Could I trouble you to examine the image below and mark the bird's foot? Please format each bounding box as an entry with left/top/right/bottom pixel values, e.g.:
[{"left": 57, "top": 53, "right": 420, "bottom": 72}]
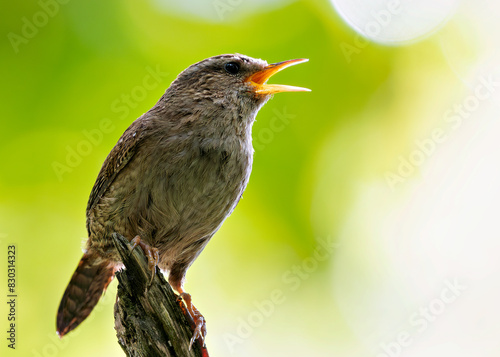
[
  {"left": 177, "top": 291, "right": 207, "bottom": 349},
  {"left": 130, "top": 235, "right": 159, "bottom": 286}
]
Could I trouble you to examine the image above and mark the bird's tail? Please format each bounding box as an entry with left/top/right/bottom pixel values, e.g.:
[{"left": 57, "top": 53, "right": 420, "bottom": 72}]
[{"left": 56, "top": 253, "right": 117, "bottom": 337}]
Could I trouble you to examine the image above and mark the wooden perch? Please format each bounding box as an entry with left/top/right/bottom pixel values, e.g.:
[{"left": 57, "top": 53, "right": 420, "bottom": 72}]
[{"left": 112, "top": 233, "right": 209, "bottom": 357}]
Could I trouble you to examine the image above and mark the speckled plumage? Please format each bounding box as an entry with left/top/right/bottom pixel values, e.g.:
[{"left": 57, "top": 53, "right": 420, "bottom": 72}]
[{"left": 57, "top": 54, "right": 308, "bottom": 338}]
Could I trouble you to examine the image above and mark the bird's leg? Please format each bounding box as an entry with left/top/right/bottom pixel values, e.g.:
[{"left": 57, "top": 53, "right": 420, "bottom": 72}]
[
  {"left": 130, "top": 235, "right": 159, "bottom": 286},
  {"left": 176, "top": 288, "right": 207, "bottom": 349}
]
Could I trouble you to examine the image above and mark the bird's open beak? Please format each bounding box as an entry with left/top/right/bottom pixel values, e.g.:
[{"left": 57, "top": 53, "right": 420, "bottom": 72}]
[{"left": 245, "top": 58, "right": 310, "bottom": 95}]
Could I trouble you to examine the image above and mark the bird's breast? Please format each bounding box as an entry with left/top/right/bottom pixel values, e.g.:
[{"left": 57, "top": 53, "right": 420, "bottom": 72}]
[
  {"left": 128, "top": 134, "right": 253, "bottom": 244},
  {"left": 168, "top": 138, "right": 252, "bottom": 217}
]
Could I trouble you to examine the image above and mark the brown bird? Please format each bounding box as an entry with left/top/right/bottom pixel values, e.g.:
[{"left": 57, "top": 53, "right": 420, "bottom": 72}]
[{"left": 56, "top": 54, "right": 309, "bottom": 345}]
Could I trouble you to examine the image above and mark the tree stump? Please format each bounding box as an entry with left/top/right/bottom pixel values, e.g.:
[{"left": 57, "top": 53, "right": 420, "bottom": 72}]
[{"left": 112, "top": 233, "right": 209, "bottom": 357}]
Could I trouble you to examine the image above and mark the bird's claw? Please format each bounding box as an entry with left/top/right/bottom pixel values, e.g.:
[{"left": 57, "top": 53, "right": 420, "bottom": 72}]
[
  {"left": 130, "top": 235, "right": 159, "bottom": 286},
  {"left": 177, "top": 292, "right": 207, "bottom": 349},
  {"left": 189, "top": 315, "right": 206, "bottom": 349}
]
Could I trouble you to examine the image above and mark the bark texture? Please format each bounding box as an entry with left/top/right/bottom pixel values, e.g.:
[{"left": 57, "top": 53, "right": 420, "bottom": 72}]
[{"left": 112, "top": 233, "right": 209, "bottom": 357}]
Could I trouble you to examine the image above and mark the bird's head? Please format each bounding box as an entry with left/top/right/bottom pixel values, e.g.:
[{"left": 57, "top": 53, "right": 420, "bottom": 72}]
[{"left": 163, "top": 54, "right": 309, "bottom": 123}]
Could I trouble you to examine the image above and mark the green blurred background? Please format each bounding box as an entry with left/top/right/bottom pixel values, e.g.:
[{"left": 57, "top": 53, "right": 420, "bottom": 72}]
[{"left": 2, "top": 0, "right": 500, "bottom": 356}]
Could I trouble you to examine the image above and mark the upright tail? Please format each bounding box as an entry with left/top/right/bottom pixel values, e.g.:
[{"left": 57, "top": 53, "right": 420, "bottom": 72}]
[{"left": 56, "top": 253, "right": 117, "bottom": 337}]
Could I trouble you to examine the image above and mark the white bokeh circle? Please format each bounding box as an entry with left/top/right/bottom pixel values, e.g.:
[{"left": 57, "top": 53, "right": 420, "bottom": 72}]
[{"left": 331, "top": 0, "right": 459, "bottom": 45}]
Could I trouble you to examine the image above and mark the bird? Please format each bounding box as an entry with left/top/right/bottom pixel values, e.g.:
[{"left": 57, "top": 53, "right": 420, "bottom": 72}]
[{"left": 56, "top": 53, "right": 309, "bottom": 346}]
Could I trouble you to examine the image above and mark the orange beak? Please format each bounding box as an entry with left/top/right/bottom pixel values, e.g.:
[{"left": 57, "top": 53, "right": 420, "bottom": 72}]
[{"left": 245, "top": 58, "right": 310, "bottom": 95}]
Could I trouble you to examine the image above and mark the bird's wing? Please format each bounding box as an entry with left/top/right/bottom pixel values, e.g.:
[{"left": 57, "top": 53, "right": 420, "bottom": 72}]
[{"left": 86, "top": 118, "right": 148, "bottom": 214}]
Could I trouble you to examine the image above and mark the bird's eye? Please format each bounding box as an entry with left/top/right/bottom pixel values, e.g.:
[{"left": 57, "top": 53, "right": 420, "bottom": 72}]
[{"left": 224, "top": 62, "right": 240, "bottom": 75}]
